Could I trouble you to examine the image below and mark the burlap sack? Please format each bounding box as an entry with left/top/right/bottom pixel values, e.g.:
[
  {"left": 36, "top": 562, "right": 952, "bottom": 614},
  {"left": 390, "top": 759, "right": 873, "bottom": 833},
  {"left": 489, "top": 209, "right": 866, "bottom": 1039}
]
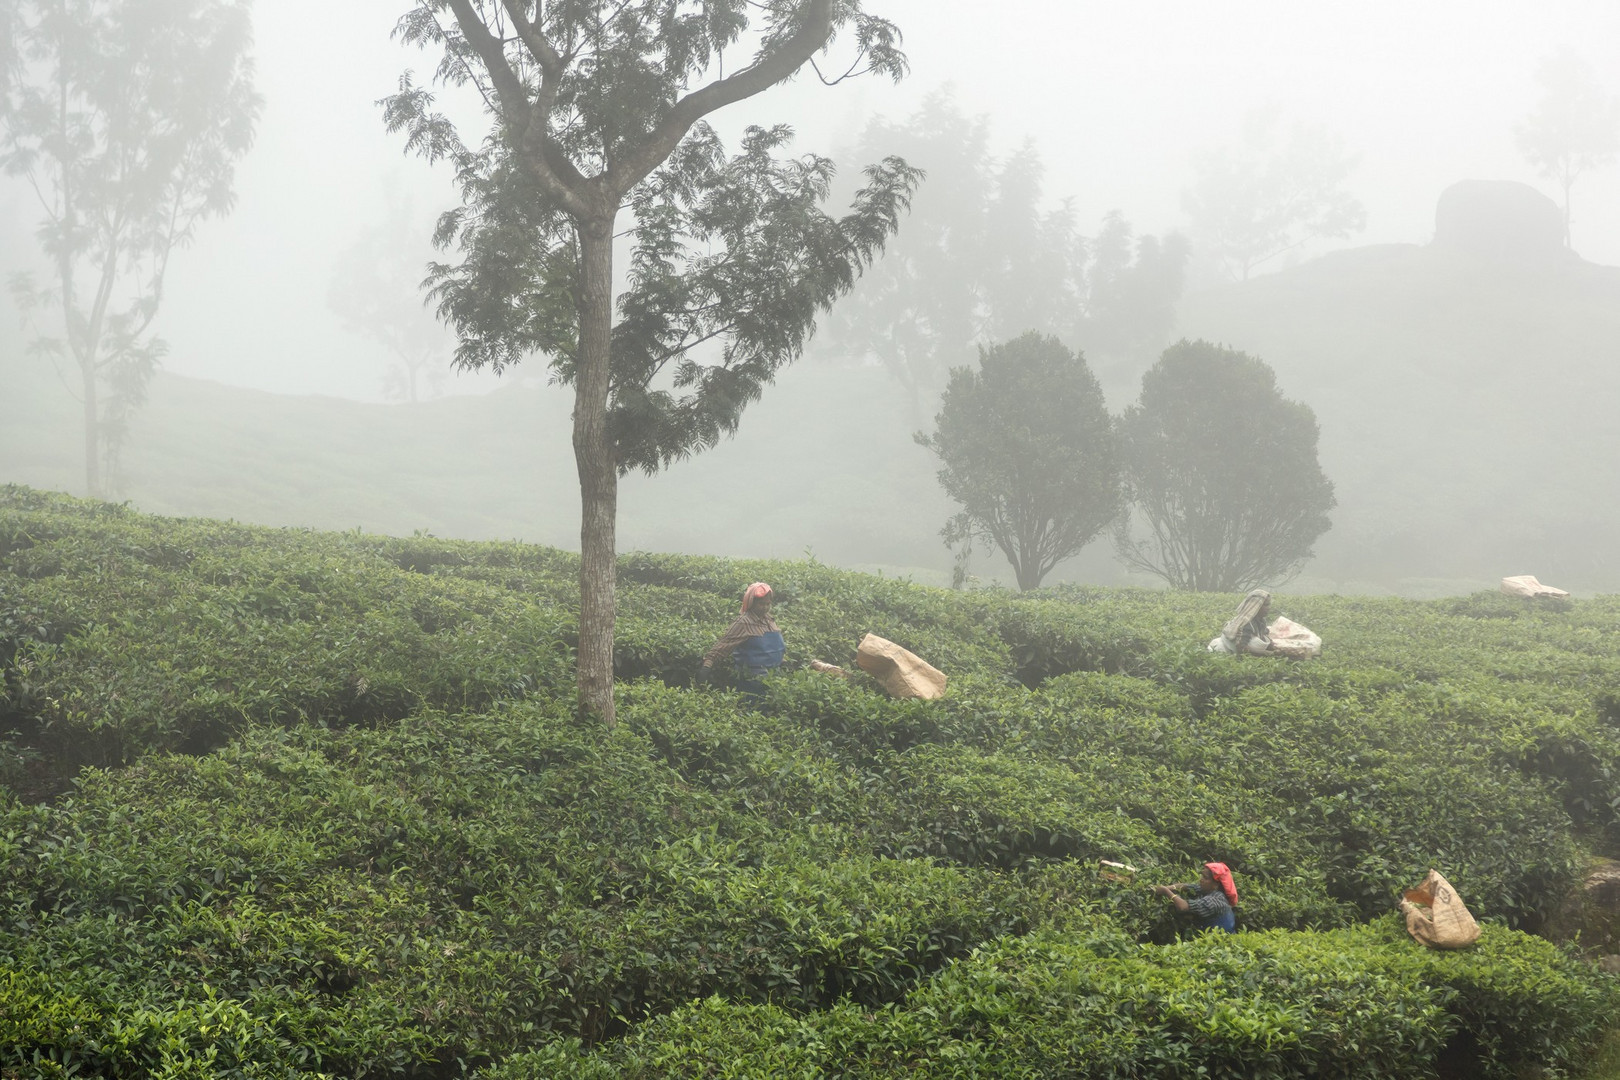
[
  {"left": 1501, "top": 575, "right": 1570, "bottom": 599},
  {"left": 1399, "top": 869, "right": 1481, "bottom": 949},
  {"left": 855, "top": 634, "right": 947, "bottom": 700},
  {"left": 1267, "top": 616, "right": 1323, "bottom": 659}
]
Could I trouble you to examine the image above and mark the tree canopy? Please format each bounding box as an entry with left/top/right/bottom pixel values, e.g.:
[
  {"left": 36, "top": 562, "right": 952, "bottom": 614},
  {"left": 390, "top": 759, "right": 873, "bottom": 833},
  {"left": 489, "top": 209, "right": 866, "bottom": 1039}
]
[
  {"left": 917, "top": 332, "right": 1121, "bottom": 591},
  {"left": 823, "top": 92, "right": 1187, "bottom": 412},
  {"left": 0, "top": 0, "right": 260, "bottom": 497},
  {"left": 384, "top": 0, "right": 917, "bottom": 726},
  {"left": 1115, "top": 339, "right": 1335, "bottom": 591}
]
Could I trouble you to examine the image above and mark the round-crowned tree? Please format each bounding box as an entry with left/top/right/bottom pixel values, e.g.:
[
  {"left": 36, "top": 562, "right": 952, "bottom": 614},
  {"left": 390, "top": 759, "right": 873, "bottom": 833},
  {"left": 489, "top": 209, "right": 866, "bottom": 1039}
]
[
  {"left": 1115, "top": 339, "right": 1335, "bottom": 591},
  {"left": 916, "top": 332, "right": 1121, "bottom": 591}
]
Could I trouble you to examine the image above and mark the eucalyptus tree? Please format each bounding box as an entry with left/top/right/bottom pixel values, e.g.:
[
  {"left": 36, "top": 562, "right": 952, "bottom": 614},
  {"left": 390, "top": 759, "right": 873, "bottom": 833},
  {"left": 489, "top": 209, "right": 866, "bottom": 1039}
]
[
  {"left": 384, "top": 1, "right": 917, "bottom": 727},
  {"left": 0, "top": 0, "right": 260, "bottom": 497},
  {"left": 1115, "top": 340, "right": 1335, "bottom": 591},
  {"left": 916, "top": 332, "right": 1121, "bottom": 592}
]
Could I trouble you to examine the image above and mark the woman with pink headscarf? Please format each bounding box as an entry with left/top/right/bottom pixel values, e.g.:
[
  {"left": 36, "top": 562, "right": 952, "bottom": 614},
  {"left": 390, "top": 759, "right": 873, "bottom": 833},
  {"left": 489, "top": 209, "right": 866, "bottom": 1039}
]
[
  {"left": 1155, "top": 862, "right": 1239, "bottom": 933},
  {"left": 698, "top": 582, "right": 785, "bottom": 701}
]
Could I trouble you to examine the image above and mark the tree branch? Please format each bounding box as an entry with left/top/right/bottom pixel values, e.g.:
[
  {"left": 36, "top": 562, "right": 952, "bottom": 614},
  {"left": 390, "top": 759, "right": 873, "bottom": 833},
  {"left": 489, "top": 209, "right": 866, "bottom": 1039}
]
[
  {"left": 607, "top": 0, "right": 834, "bottom": 197},
  {"left": 498, "top": 0, "right": 561, "bottom": 72},
  {"left": 443, "top": 0, "right": 597, "bottom": 219},
  {"left": 442, "top": 0, "right": 528, "bottom": 122}
]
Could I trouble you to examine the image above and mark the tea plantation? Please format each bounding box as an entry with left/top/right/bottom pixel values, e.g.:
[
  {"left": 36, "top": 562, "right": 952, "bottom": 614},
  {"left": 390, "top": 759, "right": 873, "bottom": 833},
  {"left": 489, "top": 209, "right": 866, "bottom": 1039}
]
[{"left": 0, "top": 485, "right": 1616, "bottom": 1078}]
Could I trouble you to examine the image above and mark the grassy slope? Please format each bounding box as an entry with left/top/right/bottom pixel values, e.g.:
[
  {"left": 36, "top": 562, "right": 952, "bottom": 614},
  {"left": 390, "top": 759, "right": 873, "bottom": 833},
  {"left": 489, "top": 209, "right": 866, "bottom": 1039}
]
[
  {"left": 0, "top": 488, "right": 1617, "bottom": 1077},
  {"left": 0, "top": 336, "right": 964, "bottom": 581}
]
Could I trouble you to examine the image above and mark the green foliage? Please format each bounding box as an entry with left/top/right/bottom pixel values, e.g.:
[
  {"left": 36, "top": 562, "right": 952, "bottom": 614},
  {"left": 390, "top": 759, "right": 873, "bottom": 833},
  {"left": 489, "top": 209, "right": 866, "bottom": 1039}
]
[
  {"left": 384, "top": 1, "right": 918, "bottom": 475},
  {"left": 487, "top": 922, "right": 1620, "bottom": 1079},
  {"left": 1117, "top": 339, "right": 1337, "bottom": 591},
  {"left": 918, "top": 332, "right": 1122, "bottom": 590},
  {"left": 0, "top": 486, "right": 1618, "bottom": 1075}
]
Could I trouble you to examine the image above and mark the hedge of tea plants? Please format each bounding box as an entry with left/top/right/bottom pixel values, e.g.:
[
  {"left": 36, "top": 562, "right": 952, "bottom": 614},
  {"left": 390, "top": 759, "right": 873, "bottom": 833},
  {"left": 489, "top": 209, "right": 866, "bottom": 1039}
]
[{"left": 0, "top": 485, "right": 1616, "bottom": 1078}]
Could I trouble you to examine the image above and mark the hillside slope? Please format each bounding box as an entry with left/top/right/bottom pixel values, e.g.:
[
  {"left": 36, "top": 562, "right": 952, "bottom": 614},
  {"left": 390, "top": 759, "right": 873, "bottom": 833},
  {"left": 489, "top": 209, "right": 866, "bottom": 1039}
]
[
  {"left": 6, "top": 239, "right": 1620, "bottom": 594},
  {"left": 0, "top": 488, "right": 1616, "bottom": 1076},
  {"left": 0, "top": 336, "right": 962, "bottom": 580},
  {"left": 1177, "top": 244, "right": 1620, "bottom": 591}
]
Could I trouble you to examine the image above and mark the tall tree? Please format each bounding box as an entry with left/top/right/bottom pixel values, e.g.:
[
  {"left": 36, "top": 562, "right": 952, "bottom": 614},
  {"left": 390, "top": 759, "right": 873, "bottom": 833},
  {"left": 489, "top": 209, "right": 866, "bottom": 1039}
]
[
  {"left": 0, "top": 0, "right": 260, "bottom": 497},
  {"left": 1516, "top": 46, "right": 1619, "bottom": 249},
  {"left": 385, "top": 1, "right": 916, "bottom": 727},
  {"left": 1182, "top": 110, "right": 1364, "bottom": 282},
  {"left": 820, "top": 91, "right": 991, "bottom": 415},
  {"left": 824, "top": 93, "right": 1186, "bottom": 415},
  {"left": 1083, "top": 211, "right": 1189, "bottom": 366},
  {"left": 916, "top": 332, "right": 1121, "bottom": 591},
  {"left": 1115, "top": 339, "right": 1334, "bottom": 591},
  {"left": 328, "top": 192, "right": 451, "bottom": 403}
]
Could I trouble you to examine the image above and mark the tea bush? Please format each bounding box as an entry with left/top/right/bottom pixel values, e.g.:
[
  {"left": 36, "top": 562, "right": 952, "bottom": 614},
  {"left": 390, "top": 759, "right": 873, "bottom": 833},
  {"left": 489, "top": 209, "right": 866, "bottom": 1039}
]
[
  {"left": 1, "top": 485, "right": 1618, "bottom": 1077},
  {"left": 484, "top": 921, "right": 1619, "bottom": 1079}
]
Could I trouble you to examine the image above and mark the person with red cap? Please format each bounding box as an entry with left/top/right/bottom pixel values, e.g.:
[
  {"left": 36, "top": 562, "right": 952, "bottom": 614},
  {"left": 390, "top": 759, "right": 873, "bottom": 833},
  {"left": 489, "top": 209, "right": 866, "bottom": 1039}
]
[
  {"left": 1155, "top": 862, "right": 1239, "bottom": 933},
  {"left": 698, "top": 582, "right": 785, "bottom": 701}
]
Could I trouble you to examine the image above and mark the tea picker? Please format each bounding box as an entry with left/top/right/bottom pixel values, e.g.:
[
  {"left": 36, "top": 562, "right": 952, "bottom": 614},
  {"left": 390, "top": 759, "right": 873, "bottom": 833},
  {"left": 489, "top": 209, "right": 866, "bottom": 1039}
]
[
  {"left": 698, "top": 582, "right": 785, "bottom": 702},
  {"left": 1207, "top": 589, "right": 1322, "bottom": 659},
  {"left": 1155, "top": 862, "right": 1240, "bottom": 933}
]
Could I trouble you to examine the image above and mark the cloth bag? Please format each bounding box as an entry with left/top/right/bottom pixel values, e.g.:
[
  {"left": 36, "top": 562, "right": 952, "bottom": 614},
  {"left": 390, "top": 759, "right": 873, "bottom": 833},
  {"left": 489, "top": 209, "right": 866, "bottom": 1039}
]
[
  {"left": 856, "top": 633, "right": 947, "bottom": 699},
  {"left": 1399, "top": 869, "right": 1481, "bottom": 949}
]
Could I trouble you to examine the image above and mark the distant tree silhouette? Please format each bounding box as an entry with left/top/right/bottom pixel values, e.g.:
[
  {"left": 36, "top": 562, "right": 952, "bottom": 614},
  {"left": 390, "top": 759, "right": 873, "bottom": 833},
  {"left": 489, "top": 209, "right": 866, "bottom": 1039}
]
[
  {"left": 1116, "top": 340, "right": 1334, "bottom": 591},
  {"left": 825, "top": 93, "right": 1187, "bottom": 417},
  {"left": 0, "top": 0, "right": 260, "bottom": 497},
  {"left": 328, "top": 193, "right": 451, "bottom": 404},
  {"left": 1516, "top": 47, "right": 1619, "bottom": 249},
  {"left": 917, "top": 332, "right": 1121, "bottom": 591},
  {"left": 1182, "top": 110, "right": 1364, "bottom": 282}
]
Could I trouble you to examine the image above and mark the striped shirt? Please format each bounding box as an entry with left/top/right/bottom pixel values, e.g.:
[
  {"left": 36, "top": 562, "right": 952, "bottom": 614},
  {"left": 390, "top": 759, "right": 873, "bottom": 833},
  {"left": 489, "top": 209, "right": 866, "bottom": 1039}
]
[
  {"left": 1185, "top": 889, "right": 1237, "bottom": 933},
  {"left": 703, "top": 610, "right": 783, "bottom": 668}
]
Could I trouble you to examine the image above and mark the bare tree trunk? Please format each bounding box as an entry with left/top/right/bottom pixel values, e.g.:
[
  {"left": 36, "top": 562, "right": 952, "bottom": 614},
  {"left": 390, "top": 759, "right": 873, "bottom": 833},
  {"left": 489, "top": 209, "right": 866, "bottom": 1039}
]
[
  {"left": 573, "top": 218, "right": 618, "bottom": 727},
  {"left": 81, "top": 361, "right": 101, "bottom": 498}
]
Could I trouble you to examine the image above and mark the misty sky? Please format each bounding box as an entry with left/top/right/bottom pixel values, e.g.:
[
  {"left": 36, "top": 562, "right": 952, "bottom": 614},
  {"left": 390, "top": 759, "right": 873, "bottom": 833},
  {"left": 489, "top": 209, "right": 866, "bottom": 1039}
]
[{"left": 9, "top": 0, "right": 1620, "bottom": 402}]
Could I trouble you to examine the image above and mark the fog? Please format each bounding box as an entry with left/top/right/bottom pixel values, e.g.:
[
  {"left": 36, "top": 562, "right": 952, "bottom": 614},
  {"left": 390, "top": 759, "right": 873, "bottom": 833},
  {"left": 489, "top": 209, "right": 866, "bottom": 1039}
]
[
  {"left": 108, "top": 0, "right": 1620, "bottom": 400},
  {"left": 5, "top": 0, "right": 1620, "bottom": 592}
]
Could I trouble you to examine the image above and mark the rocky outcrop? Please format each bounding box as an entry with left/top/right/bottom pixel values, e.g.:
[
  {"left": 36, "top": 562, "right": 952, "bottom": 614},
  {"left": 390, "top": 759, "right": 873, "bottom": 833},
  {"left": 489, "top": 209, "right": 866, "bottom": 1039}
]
[
  {"left": 1549, "top": 858, "right": 1620, "bottom": 961},
  {"left": 1432, "top": 179, "right": 1567, "bottom": 261}
]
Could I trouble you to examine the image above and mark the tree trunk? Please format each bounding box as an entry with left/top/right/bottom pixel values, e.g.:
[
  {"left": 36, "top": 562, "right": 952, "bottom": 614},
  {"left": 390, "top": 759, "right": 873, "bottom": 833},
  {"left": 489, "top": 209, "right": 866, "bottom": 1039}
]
[
  {"left": 573, "top": 217, "right": 618, "bottom": 727},
  {"left": 82, "top": 361, "right": 101, "bottom": 498}
]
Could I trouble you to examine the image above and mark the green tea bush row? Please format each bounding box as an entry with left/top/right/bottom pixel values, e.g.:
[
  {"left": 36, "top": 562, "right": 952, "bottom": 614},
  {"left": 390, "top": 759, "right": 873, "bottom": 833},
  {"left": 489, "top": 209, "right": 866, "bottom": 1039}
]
[{"left": 482, "top": 920, "right": 1620, "bottom": 1080}]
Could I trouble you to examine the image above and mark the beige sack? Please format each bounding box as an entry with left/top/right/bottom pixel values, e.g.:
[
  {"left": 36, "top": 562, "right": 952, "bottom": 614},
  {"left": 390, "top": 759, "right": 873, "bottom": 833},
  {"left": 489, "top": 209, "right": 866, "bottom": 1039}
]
[
  {"left": 855, "top": 633, "right": 947, "bottom": 700},
  {"left": 1501, "top": 575, "right": 1570, "bottom": 599},
  {"left": 1399, "top": 869, "right": 1481, "bottom": 949},
  {"left": 1267, "top": 616, "right": 1323, "bottom": 659}
]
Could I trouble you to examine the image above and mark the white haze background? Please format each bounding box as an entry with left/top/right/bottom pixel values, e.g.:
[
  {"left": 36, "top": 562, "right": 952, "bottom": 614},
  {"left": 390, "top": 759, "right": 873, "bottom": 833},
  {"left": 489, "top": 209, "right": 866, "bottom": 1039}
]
[{"left": 4, "top": 0, "right": 1619, "bottom": 402}]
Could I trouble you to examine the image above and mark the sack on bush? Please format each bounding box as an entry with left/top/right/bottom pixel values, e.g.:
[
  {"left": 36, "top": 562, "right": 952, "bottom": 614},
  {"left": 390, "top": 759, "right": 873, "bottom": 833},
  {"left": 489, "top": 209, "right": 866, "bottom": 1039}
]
[
  {"left": 856, "top": 634, "right": 947, "bottom": 699},
  {"left": 1399, "top": 869, "right": 1481, "bottom": 949}
]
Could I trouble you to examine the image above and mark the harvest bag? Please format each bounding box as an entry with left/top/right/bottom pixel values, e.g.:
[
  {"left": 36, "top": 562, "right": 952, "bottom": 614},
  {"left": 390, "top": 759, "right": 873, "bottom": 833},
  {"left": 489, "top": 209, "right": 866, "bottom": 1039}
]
[{"left": 1399, "top": 869, "right": 1481, "bottom": 949}]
